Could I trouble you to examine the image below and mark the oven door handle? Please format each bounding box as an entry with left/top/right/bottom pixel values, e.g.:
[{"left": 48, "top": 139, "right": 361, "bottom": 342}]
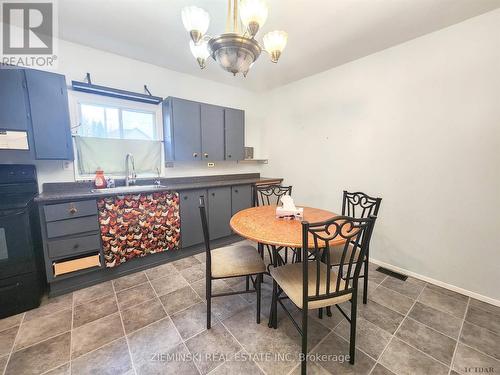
[{"left": 0, "top": 207, "right": 28, "bottom": 218}]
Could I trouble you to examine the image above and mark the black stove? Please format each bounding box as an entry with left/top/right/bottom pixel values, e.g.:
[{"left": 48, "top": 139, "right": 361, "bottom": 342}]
[
  {"left": 0, "top": 194, "right": 36, "bottom": 210},
  {"left": 0, "top": 165, "right": 44, "bottom": 318}
]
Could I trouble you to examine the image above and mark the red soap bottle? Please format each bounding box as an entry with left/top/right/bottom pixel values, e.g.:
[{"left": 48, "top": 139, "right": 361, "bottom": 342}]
[{"left": 94, "top": 169, "right": 107, "bottom": 189}]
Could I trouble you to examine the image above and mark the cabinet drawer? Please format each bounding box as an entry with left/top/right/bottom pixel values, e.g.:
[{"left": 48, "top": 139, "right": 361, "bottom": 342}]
[
  {"left": 47, "top": 234, "right": 101, "bottom": 259},
  {"left": 44, "top": 200, "right": 97, "bottom": 222},
  {"left": 46, "top": 215, "right": 99, "bottom": 239},
  {"left": 53, "top": 253, "right": 101, "bottom": 277}
]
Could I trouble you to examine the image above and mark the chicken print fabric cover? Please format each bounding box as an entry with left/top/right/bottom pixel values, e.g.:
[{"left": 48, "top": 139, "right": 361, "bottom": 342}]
[{"left": 98, "top": 191, "right": 180, "bottom": 268}]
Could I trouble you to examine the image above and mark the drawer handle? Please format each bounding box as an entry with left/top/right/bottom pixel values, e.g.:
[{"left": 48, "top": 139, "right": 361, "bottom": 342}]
[
  {"left": 193, "top": 152, "right": 198, "bottom": 158},
  {"left": 69, "top": 205, "right": 78, "bottom": 214},
  {"left": 234, "top": 189, "right": 238, "bottom": 193},
  {"left": 183, "top": 196, "right": 188, "bottom": 200},
  {"left": 73, "top": 244, "right": 79, "bottom": 249},
  {"left": 227, "top": 154, "right": 232, "bottom": 158},
  {"left": 204, "top": 153, "right": 208, "bottom": 158},
  {"left": 211, "top": 193, "right": 215, "bottom": 196},
  {"left": 0, "top": 282, "right": 20, "bottom": 292}
]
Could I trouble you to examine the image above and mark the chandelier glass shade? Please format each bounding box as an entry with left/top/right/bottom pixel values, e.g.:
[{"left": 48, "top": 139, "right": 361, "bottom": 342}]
[
  {"left": 181, "top": 0, "right": 287, "bottom": 76},
  {"left": 239, "top": 0, "right": 268, "bottom": 36},
  {"left": 189, "top": 40, "right": 210, "bottom": 69},
  {"left": 181, "top": 6, "right": 210, "bottom": 43}
]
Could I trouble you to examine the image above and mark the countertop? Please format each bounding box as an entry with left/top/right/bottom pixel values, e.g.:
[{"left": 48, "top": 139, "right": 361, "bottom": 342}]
[{"left": 36, "top": 174, "right": 283, "bottom": 203}]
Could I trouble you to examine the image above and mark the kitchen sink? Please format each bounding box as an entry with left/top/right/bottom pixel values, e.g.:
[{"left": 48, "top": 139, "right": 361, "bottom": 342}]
[{"left": 91, "top": 185, "right": 167, "bottom": 194}]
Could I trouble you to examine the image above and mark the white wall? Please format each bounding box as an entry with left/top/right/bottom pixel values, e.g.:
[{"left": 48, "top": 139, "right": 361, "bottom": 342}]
[
  {"left": 258, "top": 10, "right": 500, "bottom": 300},
  {"left": 2, "top": 40, "right": 266, "bottom": 187}
]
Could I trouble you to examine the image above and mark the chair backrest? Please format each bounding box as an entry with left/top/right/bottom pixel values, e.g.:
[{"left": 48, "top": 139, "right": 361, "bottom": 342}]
[
  {"left": 342, "top": 191, "right": 382, "bottom": 219},
  {"left": 254, "top": 184, "right": 293, "bottom": 206},
  {"left": 301, "top": 215, "right": 376, "bottom": 307},
  {"left": 199, "top": 196, "right": 212, "bottom": 275}
]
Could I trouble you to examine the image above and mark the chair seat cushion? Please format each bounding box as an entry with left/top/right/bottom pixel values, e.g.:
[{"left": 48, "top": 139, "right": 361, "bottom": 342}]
[
  {"left": 211, "top": 245, "right": 266, "bottom": 278},
  {"left": 270, "top": 262, "right": 352, "bottom": 309},
  {"left": 326, "top": 244, "right": 361, "bottom": 265}
]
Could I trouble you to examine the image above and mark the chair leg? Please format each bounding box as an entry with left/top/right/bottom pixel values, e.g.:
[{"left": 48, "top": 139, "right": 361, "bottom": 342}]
[
  {"left": 318, "top": 308, "right": 323, "bottom": 319},
  {"left": 349, "top": 295, "right": 357, "bottom": 364},
  {"left": 325, "top": 259, "right": 333, "bottom": 317},
  {"left": 256, "top": 274, "right": 261, "bottom": 324},
  {"left": 301, "top": 307, "right": 308, "bottom": 375},
  {"left": 246, "top": 275, "right": 250, "bottom": 291},
  {"left": 258, "top": 243, "right": 265, "bottom": 283},
  {"left": 206, "top": 277, "right": 212, "bottom": 330},
  {"left": 363, "top": 249, "right": 369, "bottom": 304},
  {"left": 272, "top": 279, "right": 278, "bottom": 329},
  {"left": 268, "top": 278, "right": 276, "bottom": 328}
]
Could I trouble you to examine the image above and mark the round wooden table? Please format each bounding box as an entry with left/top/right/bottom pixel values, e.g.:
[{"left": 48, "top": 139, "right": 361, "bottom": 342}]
[
  {"left": 230, "top": 205, "right": 343, "bottom": 249},
  {"left": 230, "top": 205, "right": 341, "bottom": 328}
]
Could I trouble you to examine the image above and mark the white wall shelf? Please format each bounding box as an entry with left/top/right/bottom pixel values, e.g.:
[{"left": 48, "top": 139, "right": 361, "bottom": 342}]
[{"left": 237, "top": 159, "right": 268, "bottom": 164}]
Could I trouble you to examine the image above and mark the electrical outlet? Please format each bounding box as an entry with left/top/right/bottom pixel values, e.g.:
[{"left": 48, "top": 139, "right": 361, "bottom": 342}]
[
  {"left": 207, "top": 162, "right": 215, "bottom": 168},
  {"left": 62, "top": 161, "right": 72, "bottom": 170}
]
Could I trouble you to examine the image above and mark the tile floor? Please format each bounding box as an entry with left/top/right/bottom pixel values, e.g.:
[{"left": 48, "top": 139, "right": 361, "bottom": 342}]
[{"left": 0, "top": 241, "right": 499, "bottom": 375}]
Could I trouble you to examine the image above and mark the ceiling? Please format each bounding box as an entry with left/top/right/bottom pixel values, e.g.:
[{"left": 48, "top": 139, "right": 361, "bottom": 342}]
[{"left": 58, "top": 0, "right": 500, "bottom": 92}]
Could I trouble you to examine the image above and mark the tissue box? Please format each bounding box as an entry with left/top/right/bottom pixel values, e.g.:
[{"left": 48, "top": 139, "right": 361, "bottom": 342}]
[{"left": 276, "top": 206, "right": 304, "bottom": 220}]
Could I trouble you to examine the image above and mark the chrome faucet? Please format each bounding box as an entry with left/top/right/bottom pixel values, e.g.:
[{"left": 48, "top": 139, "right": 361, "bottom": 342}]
[
  {"left": 154, "top": 167, "right": 161, "bottom": 186},
  {"left": 125, "top": 153, "right": 136, "bottom": 186}
]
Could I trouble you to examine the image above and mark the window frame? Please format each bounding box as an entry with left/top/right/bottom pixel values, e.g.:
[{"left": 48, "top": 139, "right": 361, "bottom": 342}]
[
  {"left": 77, "top": 101, "right": 158, "bottom": 141},
  {"left": 68, "top": 90, "right": 164, "bottom": 180}
]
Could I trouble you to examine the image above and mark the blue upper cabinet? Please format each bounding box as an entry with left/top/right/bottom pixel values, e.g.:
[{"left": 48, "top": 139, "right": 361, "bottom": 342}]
[
  {"left": 24, "top": 69, "right": 74, "bottom": 160},
  {"left": 0, "top": 69, "right": 31, "bottom": 131},
  {"left": 163, "top": 97, "right": 245, "bottom": 162},
  {"left": 224, "top": 108, "right": 245, "bottom": 161},
  {"left": 163, "top": 97, "right": 202, "bottom": 161},
  {"left": 201, "top": 104, "right": 225, "bottom": 161}
]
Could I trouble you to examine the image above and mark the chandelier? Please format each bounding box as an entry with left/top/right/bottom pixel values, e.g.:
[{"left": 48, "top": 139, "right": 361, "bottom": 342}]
[{"left": 181, "top": 0, "right": 288, "bottom": 77}]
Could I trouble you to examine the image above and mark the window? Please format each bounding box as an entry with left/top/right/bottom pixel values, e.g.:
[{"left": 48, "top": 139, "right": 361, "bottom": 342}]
[
  {"left": 69, "top": 92, "right": 164, "bottom": 179},
  {"left": 78, "top": 103, "right": 158, "bottom": 140}
]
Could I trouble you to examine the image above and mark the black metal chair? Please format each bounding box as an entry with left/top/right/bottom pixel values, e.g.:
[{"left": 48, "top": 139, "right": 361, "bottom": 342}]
[
  {"left": 254, "top": 184, "right": 296, "bottom": 266},
  {"left": 270, "top": 215, "right": 376, "bottom": 375},
  {"left": 199, "top": 196, "right": 265, "bottom": 329},
  {"left": 254, "top": 184, "right": 293, "bottom": 207},
  {"left": 325, "top": 191, "right": 382, "bottom": 306}
]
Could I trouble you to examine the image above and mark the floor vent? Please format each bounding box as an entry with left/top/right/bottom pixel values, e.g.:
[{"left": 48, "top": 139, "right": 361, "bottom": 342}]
[{"left": 375, "top": 267, "right": 408, "bottom": 281}]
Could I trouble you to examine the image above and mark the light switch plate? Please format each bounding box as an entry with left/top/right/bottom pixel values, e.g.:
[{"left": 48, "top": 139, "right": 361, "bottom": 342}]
[{"left": 207, "top": 162, "right": 215, "bottom": 168}]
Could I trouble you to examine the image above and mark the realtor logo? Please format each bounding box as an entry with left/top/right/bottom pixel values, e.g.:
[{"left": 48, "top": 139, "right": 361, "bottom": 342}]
[{"left": 1, "top": 0, "right": 57, "bottom": 67}]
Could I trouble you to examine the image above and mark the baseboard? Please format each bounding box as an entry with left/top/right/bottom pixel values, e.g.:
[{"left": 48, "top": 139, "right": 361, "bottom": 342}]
[{"left": 370, "top": 258, "right": 500, "bottom": 308}]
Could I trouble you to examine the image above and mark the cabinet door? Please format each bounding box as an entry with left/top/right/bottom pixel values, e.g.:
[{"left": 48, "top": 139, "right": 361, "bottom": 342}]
[
  {"left": 208, "top": 187, "right": 232, "bottom": 239},
  {"left": 180, "top": 189, "right": 207, "bottom": 248},
  {"left": 172, "top": 98, "right": 201, "bottom": 161},
  {"left": 162, "top": 100, "right": 174, "bottom": 161},
  {"left": 201, "top": 104, "right": 224, "bottom": 161},
  {"left": 25, "top": 69, "right": 73, "bottom": 160},
  {"left": 224, "top": 108, "right": 245, "bottom": 160},
  {"left": 0, "top": 69, "right": 30, "bottom": 131},
  {"left": 231, "top": 185, "right": 253, "bottom": 216}
]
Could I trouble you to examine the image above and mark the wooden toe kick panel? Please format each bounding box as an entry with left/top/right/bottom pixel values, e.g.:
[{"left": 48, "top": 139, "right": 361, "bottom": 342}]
[{"left": 53, "top": 254, "right": 101, "bottom": 276}]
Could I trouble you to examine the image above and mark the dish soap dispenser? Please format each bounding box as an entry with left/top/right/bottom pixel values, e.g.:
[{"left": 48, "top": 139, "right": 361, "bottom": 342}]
[{"left": 94, "top": 168, "right": 107, "bottom": 189}]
